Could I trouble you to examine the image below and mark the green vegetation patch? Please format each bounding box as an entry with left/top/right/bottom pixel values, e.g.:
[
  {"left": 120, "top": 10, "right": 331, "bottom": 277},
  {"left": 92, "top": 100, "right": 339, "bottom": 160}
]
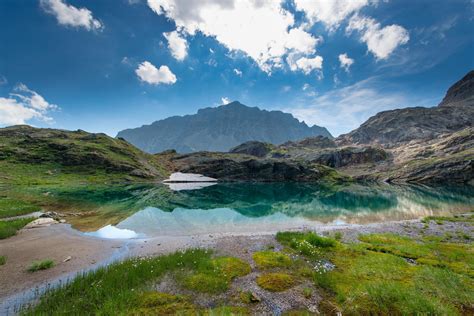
[
  {"left": 277, "top": 230, "right": 474, "bottom": 315},
  {"left": 359, "top": 233, "right": 474, "bottom": 276},
  {"left": 0, "top": 255, "right": 6, "bottom": 265},
  {"left": 181, "top": 256, "right": 251, "bottom": 293},
  {"left": 276, "top": 231, "right": 336, "bottom": 258},
  {"left": 0, "top": 217, "right": 34, "bottom": 239},
  {"left": 252, "top": 251, "right": 292, "bottom": 269},
  {"left": 26, "top": 250, "right": 250, "bottom": 315},
  {"left": 0, "top": 198, "right": 40, "bottom": 218},
  {"left": 256, "top": 272, "right": 297, "bottom": 292},
  {"left": 422, "top": 214, "right": 474, "bottom": 225},
  {"left": 28, "top": 259, "right": 55, "bottom": 272},
  {"left": 129, "top": 292, "right": 249, "bottom": 315}
]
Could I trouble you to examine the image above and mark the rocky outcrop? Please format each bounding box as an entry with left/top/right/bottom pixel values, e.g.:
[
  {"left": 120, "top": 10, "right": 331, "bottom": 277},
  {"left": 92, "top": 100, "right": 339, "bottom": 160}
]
[
  {"left": 117, "top": 101, "right": 332, "bottom": 153},
  {"left": 337, "top": 70, "right": 474, "bottom": 147},
  {"left": 281, "top": 136, "right": 337, "bottom": 149},
  {"left": 310, "top": 147, "right": 388, "bottom": 168},
  {"left": 230, "top": 141, "right": 274, "bottom": 157},
  {"left": 170, "top": 152, "right": 347, "bottom": 182}
]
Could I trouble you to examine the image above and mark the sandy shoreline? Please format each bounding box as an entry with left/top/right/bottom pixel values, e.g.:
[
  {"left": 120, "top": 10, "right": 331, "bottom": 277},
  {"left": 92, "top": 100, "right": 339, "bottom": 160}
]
[{"left": 1, "top": 215, "right": 472, "bottom": 314}]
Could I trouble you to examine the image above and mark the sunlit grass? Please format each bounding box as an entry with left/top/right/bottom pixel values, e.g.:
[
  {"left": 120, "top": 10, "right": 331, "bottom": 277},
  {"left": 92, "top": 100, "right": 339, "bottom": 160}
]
[
  {"left": 0, "top": 217, "right": 34, "bottom": 239},
  {"left": 25, "top": 249, "right": 251, "bottom": 315},
  {"left": 277, "top": 228, "right": 474, "bottom": 315},
  {"left": 0, "top": 198, "right": 40, "bottom": 218},
  {"left": 252, "top": 251, "right": 292, "bottom": 269}
]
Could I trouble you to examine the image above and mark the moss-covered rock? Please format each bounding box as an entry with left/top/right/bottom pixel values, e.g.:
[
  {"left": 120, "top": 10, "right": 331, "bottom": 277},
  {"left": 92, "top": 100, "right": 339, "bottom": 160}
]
[
  {"left": 252, "top": 251, "right": 292, "bottom": 269},
  {"left": 257, "top": 273, "right": 297, "bottom": 292}
]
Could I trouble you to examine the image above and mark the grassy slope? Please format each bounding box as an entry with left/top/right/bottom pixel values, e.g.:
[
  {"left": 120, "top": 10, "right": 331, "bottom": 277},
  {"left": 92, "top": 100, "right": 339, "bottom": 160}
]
[{"left": 0, "top": 125, "right": 169, "bottom": 185}]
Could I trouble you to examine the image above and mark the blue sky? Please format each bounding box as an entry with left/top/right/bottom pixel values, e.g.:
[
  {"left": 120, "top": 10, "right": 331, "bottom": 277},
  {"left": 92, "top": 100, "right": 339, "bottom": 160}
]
[{"left": 0, "top": 0, "right": 473, "bottom": 137}]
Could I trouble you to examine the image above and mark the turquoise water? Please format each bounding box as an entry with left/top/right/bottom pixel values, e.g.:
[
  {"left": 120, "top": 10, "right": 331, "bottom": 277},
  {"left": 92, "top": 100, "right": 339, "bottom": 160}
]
[{"left": 76, "top": 183, "right": 474, "bottom": 238}]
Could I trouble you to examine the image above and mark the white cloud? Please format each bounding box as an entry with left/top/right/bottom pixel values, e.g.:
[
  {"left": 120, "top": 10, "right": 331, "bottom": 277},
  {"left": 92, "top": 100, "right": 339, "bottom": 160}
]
[
  {"left": 40, "top": 0, "right": 102, "bottom": 31},
  {"left": 294, "top": 0, "right": 374, "bottom": 30},
  {"left": 0, "top": 84, "right": 58, "bottom": 126},
  {"left": 221, "top": 97, "right": 231, "bottom": 105},
  {"left": 135, "top": 61, "right": 177, "bottom": 85},
  {"left": 282, "top": 85, "right": 291, "bottom": 92},
  {"left": 163, "top": 30, "right": 188, "bottom": 61},
  {"left": 347, "top": 15, "right": 409, "bottom": 59},
  {"left": 285, "top": 78, "right": 421, "bottom": 136},
  {"left": 302, "top": 83, "right": 310, "bottom": 91},
  {"left": 146, "top": 0, "right": 320, "bottom": 73},
  {"left": 233, "top": 68, "right": 242, "bottom": 76},
  {"left": 288, "top": 54, "right": 323, "bottom": 75},
  {"left": 338, "top": 53, "right": 354, "bottom": 72}
]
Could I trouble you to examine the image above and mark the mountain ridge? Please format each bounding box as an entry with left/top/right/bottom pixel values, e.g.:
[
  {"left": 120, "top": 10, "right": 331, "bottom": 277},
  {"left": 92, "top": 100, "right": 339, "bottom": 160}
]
[
  {"left": 337, "top": 70, "right": 474, "bottom": 146},
  {"left": 117, "top": 101, "right": 332, "bottom": 153}
]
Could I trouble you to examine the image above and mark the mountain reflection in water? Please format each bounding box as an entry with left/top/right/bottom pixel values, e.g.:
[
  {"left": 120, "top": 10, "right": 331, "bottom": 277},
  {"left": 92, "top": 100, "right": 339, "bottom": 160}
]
[{"left": 9, "top": 183, "right": 473, "bottom": 237}]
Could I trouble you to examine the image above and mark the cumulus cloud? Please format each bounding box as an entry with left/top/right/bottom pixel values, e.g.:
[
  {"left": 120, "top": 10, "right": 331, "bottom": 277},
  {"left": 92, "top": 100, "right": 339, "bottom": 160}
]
[
  {"left": 338, "top": 53, "right": 354, "bottom": 72},
  {"left": 163, "top": 30, "right": 188, "bottom": 61},
  {"left": 146, "top": 0, "right": 321, "bottom": 73},
  {"left": 0, "top": 84, "right": 58, "bottom": 126},
  {"left": 233, "top": 68, "right": 243, "bottom": 76},
  {"left": 288, "top": 55, "right": 323, "bottom": 74},
  {"left": 347, "top": 15, "right": 409, "bottom": 59},
  {"left": 40, "top": 0, "right": 103, "bottom": 31},
  {"left": 221, "top": 97, "right": 231, "bottom": 105},
  {"left": 135, "top": 61, "right": 177, "bottom": 85},
  {"left": 294, "top": 0, "right": 374, "bottom": 30}
]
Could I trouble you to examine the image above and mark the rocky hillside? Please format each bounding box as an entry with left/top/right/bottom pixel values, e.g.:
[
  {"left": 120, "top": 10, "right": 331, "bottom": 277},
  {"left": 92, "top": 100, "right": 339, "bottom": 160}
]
[
  {"left": 230, "top": 137, "right": 389, "bottom": 169},
  {"left": 0, "top": 125, "right": 168, "bottom": 184},
  {"left": 161, "top": 150, "right": 348, "bottom": 183},
  {"left": 337, "top": 71, "right": 474, "bottom": 146},
  {"left": 117, "top": 101, "right": 332, "bottom": 153}
]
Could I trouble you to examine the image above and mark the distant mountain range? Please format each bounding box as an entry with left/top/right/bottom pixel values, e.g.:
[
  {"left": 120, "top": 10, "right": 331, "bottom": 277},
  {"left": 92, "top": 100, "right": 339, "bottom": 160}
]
[
  {"left": 1, "top": 70, "right": 472, "bottom": 185},
  {"left": 117, "top": 101, "right": 332, "bottom": 153}
]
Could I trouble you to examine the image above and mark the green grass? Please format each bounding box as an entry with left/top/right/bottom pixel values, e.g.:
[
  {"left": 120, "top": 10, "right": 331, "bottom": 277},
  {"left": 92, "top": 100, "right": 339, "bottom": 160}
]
[
  {"left": 28, "top": 259, "right": 55, "bottom": 272},
  {"left": 421, "top": 214, "right": 474, "bottom": 224},
  {"left": 277, "top": 231, "right": 474, "bottom": 315},
  {"left": 180, "top": 256, "right": 251, "bottom": 294},
  {"left": 256, "top": 273, "right": 297, "bottom": 292},
  {"left": 0, "top": 217, "right": 35, "bottom": 239},
  {"left": 252, "top": 251, "right": 292, "bottom": 269},
  {"left": 0, "top": 255, "right": 6, "bottom": 265},
  {"left": 0, "top": 198, "right": 40, "bottom": 218},
  {"left": 25, "top": 250, "right": 251, "bottom": 315},
  {"left": 359, "top": 233, "right": 474, "bottom": 276}
]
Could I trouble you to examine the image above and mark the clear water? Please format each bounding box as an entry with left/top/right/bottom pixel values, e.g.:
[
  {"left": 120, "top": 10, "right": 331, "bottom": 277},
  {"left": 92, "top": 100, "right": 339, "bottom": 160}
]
[{"left": 10, "top": 183, "right": 474, "bottom": 238}]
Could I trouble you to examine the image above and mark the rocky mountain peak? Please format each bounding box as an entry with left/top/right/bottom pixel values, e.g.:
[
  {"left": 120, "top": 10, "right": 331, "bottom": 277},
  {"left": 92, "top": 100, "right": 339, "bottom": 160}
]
[{"left": 439, "top": 70, "right": 474, "bottom": 106}]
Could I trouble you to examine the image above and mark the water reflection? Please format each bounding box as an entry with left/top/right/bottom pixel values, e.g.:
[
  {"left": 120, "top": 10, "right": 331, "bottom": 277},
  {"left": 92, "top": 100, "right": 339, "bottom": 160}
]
[
  {"left": 5, "top": 182, "right": 473, "bottom": 235},
  {"left": 85, "top": 225, "right": 138, "bottom": 239}
]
